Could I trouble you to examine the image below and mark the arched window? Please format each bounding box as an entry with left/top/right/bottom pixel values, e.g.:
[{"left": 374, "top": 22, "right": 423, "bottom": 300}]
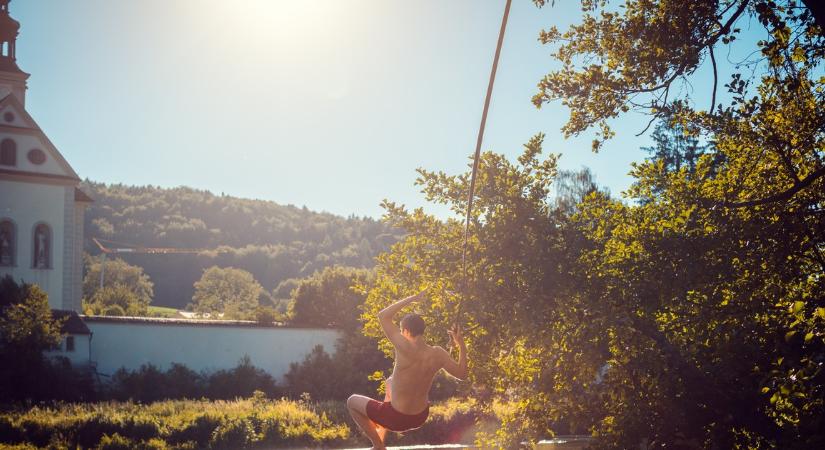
[
  {"left": 0, "top": 219, "right": 14, "bottom": 266},
  {"left": 32, "top": 223, "right": 51, "bottom": 269},
  {"left": 0, "top": 138, "right": 16, "bottom": 166}
]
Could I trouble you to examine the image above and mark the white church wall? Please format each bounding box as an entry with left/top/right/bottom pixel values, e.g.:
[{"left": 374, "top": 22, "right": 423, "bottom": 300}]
[
  {"left": 0, "top": 179, "right": 66, "bottom": 308},
  {"left": 0, "top": 131, "right": 65, "bottom": 176},
  {"left": 84, "top": 318, "right": 342, "bottom": 381}
]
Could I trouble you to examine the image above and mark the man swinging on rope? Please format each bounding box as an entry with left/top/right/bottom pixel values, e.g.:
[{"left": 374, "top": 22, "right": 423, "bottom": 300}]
[{"left": 347, "top": 290, "right": 468, "bottom": 450}]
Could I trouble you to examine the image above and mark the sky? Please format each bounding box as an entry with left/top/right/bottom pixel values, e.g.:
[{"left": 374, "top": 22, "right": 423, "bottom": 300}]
[{"left": 13, "top": 1, "right": 679, "bottom": 218}]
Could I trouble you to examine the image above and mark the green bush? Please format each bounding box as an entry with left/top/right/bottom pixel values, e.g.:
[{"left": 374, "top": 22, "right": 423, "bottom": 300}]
[
  {"left": 166, "top": 414, "right": 222, "bottom": 448},
  {"left": 75, "top": 414, "right": 122, "bottom": 448},
  {"left": 208, "top": 417, "right": 255, "bottom": 449},
  {"left": 205, "top": 356, "right": 278, "bottom": 400},
  {"left": 108, "top": 358, "right": 279, "bottom": 402},
  {"left": 96, "top": 433, "right": 134, "bottom": 450}
]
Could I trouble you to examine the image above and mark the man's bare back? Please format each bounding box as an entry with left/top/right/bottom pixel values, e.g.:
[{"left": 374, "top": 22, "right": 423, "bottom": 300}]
[
  {"left": 346, "top": 290, "right": 468, "bottom": 449},
  {"left": 388, "top": 341, "right": 453, "bottom": 413}
]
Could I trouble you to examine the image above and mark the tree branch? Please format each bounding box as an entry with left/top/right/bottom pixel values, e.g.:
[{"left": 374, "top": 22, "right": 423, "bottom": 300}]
[
  {"left": 721, "top": 165, "right": 825, "bottom": 208},
  {"left": 625, "top": 1, "right": 749, "bottom": 97},
  {"left": 709, "top": 45, "right": 718, "bottom": 112}
]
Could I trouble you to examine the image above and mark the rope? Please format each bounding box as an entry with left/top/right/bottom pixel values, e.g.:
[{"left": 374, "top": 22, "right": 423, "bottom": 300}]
[{"left": 458, "top": 0, "right": 512, "bottom": 320}]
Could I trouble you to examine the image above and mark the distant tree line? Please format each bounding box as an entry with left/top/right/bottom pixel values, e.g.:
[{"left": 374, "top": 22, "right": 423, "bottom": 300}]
[{"left": 81, "top": 181, "right": 401, "bottom": 309}]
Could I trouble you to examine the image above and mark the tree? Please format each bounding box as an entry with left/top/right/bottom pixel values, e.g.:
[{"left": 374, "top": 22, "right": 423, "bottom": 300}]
[
  {"left": 0, "top": 276, "right": 65, "bottom": 401},
  {"left": 283, "top": 266, "right": 390, "bottom": 399},
  {"left": 83, "top": 284, "right": 147, "bottom": 316},
  {"left": 532, "top": 0, "right": 824, "bottom": 208},
  {"left": 83, "top": 255, "right": 154, "bottom": 314},
  {"left": 528, "top": 1, "right": 824, "bottom": 446},
  {"left": 288, "top": 265, "right": 372, "bottom": 329},
  {"left": 553, "top": 167, "right": 604, "bottom": 215},
  {"left": 189, "top": 266, "right": 263, "bottom": 320},
  {"left": 363, "top": 137, "right": 567, "bottom": 445},
  {"left": 362, "top": 122, "right": 824, "bottom": 447}
]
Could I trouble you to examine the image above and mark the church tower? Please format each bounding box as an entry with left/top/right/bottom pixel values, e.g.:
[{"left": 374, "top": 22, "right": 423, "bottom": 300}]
[
  {"left": 0, "top": 0, "right": 92, "bottom": 313},
  {"left": 0, "top": 0, "right": 28, "bottom": 105}
]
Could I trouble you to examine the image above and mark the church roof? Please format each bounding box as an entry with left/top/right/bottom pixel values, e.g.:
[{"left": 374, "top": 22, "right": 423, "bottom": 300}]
[
  {"left": 74, "top": 188, "right": 93, "bottom": 203},
  {"left": 52, "top": 309, "right": 91, "bottom": 335},
  {"left": 0, "top": 93, "right": 80, "bottom": 182},
  {"left": 81, "top": 315, "right": 309, "bottom": 329}
]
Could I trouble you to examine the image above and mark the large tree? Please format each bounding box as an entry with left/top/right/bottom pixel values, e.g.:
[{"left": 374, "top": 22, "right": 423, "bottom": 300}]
[
  {"left": 83, "top": 255, "right": 154, "bottom": 315},
  {"left": 288, "top": 265, "right": 372, "bottom": 329},
  {"left": 189, "top": 266, "right": 264, "bottom": 320},
  {"left": 529, "top": 0, "right": 824, "bottom": 446},
  {"left": 0, "top": 276, "right": 65, "bottom": 401},
  {"left": 363, "top": 137, "right": 570, "bottom": 444}
]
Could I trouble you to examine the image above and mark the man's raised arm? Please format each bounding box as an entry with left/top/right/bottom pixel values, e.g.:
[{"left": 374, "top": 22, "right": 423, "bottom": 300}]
[
  {"left": 377, "top": 291, "right": 424, "bottom": 347},
  {"left": 441, "top": 324, "right": 468, "bottom": 380}
]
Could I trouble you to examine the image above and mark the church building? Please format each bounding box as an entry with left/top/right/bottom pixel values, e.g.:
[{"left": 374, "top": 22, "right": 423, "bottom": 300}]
[{"left": 0, "top": 0, "right": 90, "bottom": 313}]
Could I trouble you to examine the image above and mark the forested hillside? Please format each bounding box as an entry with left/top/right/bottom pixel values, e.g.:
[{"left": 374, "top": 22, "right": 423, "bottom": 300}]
[{"left": 81, "top": 181, "right": 400, "bottom": 309}]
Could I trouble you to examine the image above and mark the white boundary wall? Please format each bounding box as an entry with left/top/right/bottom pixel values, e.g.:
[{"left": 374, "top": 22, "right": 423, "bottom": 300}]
[{"left": 84, "top": 317, "right": 341, "bottom": 381}]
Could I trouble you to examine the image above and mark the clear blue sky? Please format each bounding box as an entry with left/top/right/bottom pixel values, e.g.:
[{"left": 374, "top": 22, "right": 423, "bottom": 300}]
[{"left": 14, "top": 0, "right": 665, "bottom": 218}]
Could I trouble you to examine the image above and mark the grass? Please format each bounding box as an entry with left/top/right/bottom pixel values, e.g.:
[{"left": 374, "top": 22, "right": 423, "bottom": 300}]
[
  {"left": 0, "top": 395, "right": 351, "bottom": 449},
  {"left": 0, "top": 395, "right": 492, "bottom": 449},
  {"left": 147, "top": 306, "right": 183, "bottom": 318}
]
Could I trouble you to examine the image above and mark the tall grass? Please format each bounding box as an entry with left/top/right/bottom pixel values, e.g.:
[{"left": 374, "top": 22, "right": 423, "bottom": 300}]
[
  {"left": 0, "top": 394, "right": 350, "bottom": 449},
  {"left": 0, "top": 394, "right": 492, "bottom": 449}
]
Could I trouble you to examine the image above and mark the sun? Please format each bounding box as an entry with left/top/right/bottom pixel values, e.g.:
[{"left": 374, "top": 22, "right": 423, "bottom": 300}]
[{"left": 193, "top": 0, "right": 352, "bottom": 55}]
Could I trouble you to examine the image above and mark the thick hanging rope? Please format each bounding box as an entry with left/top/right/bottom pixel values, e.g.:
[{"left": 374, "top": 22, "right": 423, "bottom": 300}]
[{"left": 458, "top": 0, "right": 512, "bottom": 319}]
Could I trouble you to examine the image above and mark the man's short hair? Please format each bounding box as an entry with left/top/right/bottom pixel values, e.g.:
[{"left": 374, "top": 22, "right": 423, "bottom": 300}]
[{"left": 400, "top": 313, "right": 426, "bottom": 337}]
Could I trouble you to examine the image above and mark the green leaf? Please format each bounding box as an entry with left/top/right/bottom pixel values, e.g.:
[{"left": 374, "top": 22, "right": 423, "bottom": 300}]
[
  {"left": 804, "top": 332, "right": 814, "bottom": 343},
  {"left": 785, "top": 330, "right": 797, "bottom": 342}
]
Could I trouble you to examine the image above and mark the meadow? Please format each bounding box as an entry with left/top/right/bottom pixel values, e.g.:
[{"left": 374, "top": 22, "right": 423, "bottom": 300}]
[{"left": 0, "top": 395, "right": 490, "bottom": 449}]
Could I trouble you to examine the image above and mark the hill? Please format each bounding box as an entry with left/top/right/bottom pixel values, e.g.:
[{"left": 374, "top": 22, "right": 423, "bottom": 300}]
[{"left": 81, "top": 181, "right": 400, "bottom": 309}]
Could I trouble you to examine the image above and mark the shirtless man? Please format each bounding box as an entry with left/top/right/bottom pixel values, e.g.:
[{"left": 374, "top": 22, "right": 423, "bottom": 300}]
[{"left": 347, "top": 291, "right": 468, "bottom": 450}]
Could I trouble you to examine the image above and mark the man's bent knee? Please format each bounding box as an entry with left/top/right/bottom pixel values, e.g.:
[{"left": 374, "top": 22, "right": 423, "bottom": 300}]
[{"left": 348, "top": 394, "right": 369, "bottom": 413}]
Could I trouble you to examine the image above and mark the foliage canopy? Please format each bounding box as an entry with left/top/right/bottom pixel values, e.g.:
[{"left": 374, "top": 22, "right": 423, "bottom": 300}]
[{"left": 190, "top": 266, "right": 264, "bottom": 320}]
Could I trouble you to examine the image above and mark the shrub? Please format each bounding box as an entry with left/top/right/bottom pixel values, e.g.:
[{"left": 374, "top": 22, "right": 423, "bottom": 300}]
[
  {"left": 284, "top": 332, "right": 388, "bottom": 401},
  {"left": 107, "top": 358, "right": 277, "bottom": 402},
  {"left": 164, "top": 363, "right": 203, "bottom": 399},
  {"left": 208, "top": 417, "right": 255, "bottom": 449},
  {"left": 166, "top": 414, "right": 222, "bottom": 448},
  {"left": 110, "top": 364, "right": 170, "bottom": 402},
  {"left": 284, "top": 345, "right": 337, "bottom": 398},
  {"left": 75, "top": 414, "right": 122, "bottom": 448},
  {"left": 119, "top": 415, "right": 161, "bottom": 442},
  {"left": 204, "top": 356, "right": 278, "bottom": 399},
  {"left": 96, "top": 433, "right": 134, "bottom": 450}
]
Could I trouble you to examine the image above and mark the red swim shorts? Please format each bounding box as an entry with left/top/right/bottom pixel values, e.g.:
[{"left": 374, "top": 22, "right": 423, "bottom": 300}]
[{"left": 366, "top": 400, "right": 429, "bottom": 432}]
